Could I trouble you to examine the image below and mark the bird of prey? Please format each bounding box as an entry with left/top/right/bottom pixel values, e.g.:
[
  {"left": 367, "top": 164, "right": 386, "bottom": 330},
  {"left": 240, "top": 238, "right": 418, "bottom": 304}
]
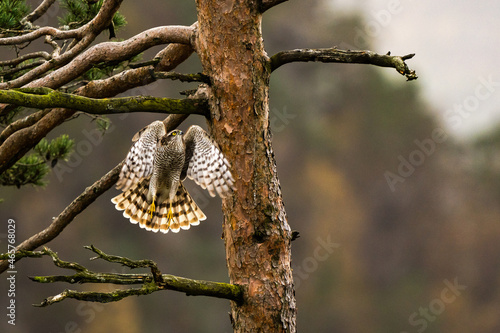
[{"left": 111, "top": 121, "right": 235, "bottom": 233}]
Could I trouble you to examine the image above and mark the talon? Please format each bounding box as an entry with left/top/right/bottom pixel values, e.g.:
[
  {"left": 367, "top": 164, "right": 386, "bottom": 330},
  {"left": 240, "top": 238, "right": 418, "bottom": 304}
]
[
  {"left": 166, "top": 209, "right": 173, "bottom": 228},
  {"left": 147, "top": 199, "right": 156, "bottom": 219},
  {"left": 166, "top": 202, "right": 173, "bottom": 228}
]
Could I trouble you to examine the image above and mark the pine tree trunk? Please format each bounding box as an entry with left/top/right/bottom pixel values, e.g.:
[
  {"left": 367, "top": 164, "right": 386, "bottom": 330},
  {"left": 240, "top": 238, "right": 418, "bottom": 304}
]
[{"left": 195, "top": 0, "right": 297, "bottom": 332}]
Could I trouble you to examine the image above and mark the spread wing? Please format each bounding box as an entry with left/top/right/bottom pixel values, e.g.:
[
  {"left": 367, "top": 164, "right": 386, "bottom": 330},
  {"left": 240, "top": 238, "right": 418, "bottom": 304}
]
[
  {"left": 116, "top": 120, "right": 166, "bottom": 191},
  {"left": 183, "top": 125, "right": 235, "bottom": 198}
]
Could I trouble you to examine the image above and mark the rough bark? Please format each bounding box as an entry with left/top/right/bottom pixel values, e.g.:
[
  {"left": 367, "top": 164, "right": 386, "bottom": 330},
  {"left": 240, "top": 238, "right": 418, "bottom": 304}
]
[{"left": 195, "top": 0, "right": 296, "bottom": 332}]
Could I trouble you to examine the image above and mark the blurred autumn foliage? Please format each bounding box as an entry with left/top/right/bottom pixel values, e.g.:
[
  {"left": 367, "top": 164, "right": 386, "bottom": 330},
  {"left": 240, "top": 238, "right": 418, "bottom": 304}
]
[{"left": 1, "top": 1, "right": 499, "bottom": 332}]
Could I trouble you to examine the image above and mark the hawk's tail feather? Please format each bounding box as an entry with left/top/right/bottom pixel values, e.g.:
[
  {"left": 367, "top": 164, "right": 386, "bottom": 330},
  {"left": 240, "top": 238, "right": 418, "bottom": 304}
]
[{"left": 111, "top": 178, "right": 206, "bottom": 233}]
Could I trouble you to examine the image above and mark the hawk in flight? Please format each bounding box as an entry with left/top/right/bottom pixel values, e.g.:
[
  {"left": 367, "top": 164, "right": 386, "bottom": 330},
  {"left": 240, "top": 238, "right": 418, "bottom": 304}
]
[{"left": 112, "top": 121, "right": 235, "bottom": 233}]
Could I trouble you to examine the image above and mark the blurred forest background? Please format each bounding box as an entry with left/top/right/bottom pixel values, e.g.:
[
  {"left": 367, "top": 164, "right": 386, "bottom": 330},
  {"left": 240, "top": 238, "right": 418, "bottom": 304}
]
[{"left": 1, "top": 1, "right": 500, "bottom": 332}]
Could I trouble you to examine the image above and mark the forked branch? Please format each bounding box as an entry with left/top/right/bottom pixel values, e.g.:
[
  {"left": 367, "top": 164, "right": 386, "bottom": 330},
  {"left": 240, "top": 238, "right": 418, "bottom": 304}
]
[
  {"left": 26, "top": 246, "right": 243, "bottom": 307},
  {"left": 270, "top": 48, "right": 418, "bottom": 80}
]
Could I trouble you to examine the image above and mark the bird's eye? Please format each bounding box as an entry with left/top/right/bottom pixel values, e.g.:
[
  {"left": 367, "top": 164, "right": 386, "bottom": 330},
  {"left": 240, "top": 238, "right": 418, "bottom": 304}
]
[{"left": 171, "top": 132, "right": 177, "bottom": 136}]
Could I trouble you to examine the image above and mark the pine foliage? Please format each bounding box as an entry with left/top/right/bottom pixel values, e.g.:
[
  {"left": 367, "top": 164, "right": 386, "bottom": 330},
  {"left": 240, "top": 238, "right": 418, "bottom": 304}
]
[
  {"left": 59, "top": 0, "right": 127, "bottom": 34},
  {"left": 0, "top": 0, "right": 30, "bottom": 31},
  {"left": 0, "top": 135, "right": 74, "bottom": 188}
]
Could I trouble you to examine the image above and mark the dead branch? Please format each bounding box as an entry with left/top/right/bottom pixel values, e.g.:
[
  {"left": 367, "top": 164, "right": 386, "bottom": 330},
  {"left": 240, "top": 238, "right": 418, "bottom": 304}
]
[{"left": 270, "top": 48, "right": 418, "bottom": 80}]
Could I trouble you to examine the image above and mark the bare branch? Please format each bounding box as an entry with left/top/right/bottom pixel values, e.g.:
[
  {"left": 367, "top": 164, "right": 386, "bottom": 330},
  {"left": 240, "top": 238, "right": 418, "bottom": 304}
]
[
  {"left": 21, "top": 0, "right": 58, "bottom": 26},
  {"left": 0, "top": 114, "right": 189, "bottom": 274},
  {"left": 0, "top": 88, "right": 208, "bottom": 116},
  {"left": 270, "top": 48, "right": 418, "bottom": 80},
  {"left": 27, "top": 246, "right": 244, "bottom": 307},
  {"left": 0, "top": 26, "right": 80, "bottom": 46}
]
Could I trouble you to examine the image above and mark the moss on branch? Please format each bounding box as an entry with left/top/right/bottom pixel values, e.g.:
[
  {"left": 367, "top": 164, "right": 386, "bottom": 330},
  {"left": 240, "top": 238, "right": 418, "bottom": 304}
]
[
  {"left": 23, "top": 246, "right": 243, "bottom": 307},
  {"left": 0, "top": 87, "right": 208, "bottom": 115}
]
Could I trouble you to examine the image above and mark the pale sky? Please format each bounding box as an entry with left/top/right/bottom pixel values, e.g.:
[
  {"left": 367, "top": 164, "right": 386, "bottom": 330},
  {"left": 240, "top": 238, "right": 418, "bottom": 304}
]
[{"left": 331, "top": 0, "right": 500, "bottom": 140}]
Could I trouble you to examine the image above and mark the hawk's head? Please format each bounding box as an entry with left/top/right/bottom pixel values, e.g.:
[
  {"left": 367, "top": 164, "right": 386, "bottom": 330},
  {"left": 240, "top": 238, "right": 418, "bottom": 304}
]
[{"left": 160, "top": 129, "right": 183, "bottom": 145}]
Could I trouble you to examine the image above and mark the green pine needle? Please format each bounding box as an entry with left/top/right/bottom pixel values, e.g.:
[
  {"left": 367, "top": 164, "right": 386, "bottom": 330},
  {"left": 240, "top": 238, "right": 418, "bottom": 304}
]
[
  {"left": 0, "top": 135, "right": 74, "bottom": 188},
  {"left": 0, "top": 154, "right": 49, "bottom": 188},
  {"left": 58, "top": 0, "right": 126, "bottom": 35},
  {"left": 0, "top": 0, "right": 31, "bottom": 30}
]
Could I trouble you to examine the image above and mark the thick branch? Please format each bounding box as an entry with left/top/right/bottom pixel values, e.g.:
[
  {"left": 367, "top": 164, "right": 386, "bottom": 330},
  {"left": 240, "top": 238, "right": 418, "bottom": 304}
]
[
  {"left": 0, "top": 88, "right": 208, "bottom": 115},
  {"left": 24, "top": 25, "right": 194, "bottom": 89},
  {"left": 23, "top": 246, "right": 244, "bottom": 306},
  {"left": 0, "top": 114, "right": 189, "bottom": 273},
  {"left": 270, "top": 48, "right": 418, "bottom": 80}
]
